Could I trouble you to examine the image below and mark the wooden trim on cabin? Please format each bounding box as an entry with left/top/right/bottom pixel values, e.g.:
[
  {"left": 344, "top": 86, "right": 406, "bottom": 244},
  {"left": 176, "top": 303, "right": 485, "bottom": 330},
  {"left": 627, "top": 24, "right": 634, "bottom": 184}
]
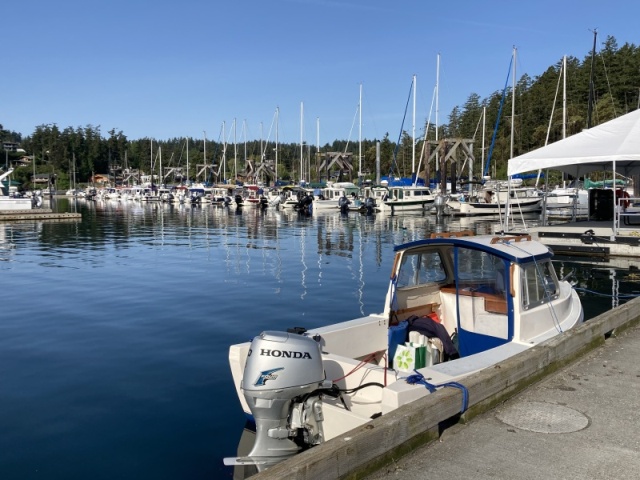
[
  {"left": 430, "top": 230, "right": 474, "bottom": 239},
  {"left": 490, "top": 234, "right": 532, "bottom": 244},
  {"left": 440, "top": 286, "right": 507, "bottom": 315},
  {"left": 509, "top": 263, "right": 516, "bottom": 298}
]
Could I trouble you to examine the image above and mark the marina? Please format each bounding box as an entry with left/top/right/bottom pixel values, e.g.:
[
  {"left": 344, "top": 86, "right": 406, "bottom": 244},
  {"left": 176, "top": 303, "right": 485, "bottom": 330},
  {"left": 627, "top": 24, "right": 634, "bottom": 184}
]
[{"left": 1, "top": 197, "right": 638, "bottom": 479}]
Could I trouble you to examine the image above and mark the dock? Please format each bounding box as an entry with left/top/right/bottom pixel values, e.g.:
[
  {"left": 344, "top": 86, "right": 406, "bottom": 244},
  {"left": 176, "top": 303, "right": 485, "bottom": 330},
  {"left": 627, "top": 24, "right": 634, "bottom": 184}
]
[
  {"left": 245, "top": 297, "right": 640, "bottom": 480},
  {"left": 506, "top": 219, "right": 640, "bottom": 259},
  {"left": 0, "top": 209, "right": 82, "bottom": 221}
]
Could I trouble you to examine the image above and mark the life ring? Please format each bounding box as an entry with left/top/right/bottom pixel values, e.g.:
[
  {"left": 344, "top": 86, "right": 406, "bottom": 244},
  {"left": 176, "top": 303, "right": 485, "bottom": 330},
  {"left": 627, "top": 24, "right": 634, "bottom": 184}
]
[{"left": 615, "top": 189, "right": 630, "bottom": 209}]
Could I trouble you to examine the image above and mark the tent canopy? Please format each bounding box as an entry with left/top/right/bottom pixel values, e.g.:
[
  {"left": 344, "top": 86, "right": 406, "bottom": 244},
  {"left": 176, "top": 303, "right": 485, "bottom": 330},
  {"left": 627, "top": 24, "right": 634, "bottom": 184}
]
[{"left": 507, "top": 109, "right": 640, "bottom": 178}]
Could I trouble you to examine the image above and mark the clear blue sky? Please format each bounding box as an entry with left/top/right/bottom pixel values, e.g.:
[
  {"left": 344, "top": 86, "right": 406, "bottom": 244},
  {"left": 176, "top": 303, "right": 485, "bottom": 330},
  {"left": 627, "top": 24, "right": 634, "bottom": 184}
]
[{"left": 3, "top": 0, "right": 638, "bottom": 145}]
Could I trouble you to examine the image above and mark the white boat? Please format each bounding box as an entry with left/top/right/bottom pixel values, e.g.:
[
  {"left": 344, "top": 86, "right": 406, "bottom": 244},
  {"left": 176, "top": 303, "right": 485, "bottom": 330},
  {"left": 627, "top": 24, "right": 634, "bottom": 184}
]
[
  {"left": 312, "top": 182, "right": 360, "bottom": 212},
  {"left": 543, "top": 182, "right": 589, "bottom": 219},
  {"left": 372, "top": 184, "right": 435, "bottom": 213},
  {"left": 447, "top": 179, "right": 542, "bottom": 216},
  {"left": 226, "top": 231, "right": 583, "bottom": 468},
  {"left": 1, "top": 168, "right": 33, "bottom": 210}
]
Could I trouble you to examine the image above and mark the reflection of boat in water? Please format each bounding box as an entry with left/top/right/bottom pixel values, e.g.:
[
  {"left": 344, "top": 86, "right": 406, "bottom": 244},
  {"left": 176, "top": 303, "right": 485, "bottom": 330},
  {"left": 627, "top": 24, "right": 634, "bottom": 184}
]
[{"left": 225, "top": 231, "right": 583, "bottom": 469}]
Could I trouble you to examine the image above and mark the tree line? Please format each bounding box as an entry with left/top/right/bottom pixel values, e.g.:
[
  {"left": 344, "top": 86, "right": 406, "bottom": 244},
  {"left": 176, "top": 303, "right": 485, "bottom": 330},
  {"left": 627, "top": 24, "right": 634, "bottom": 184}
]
[{"left": 2, "top": 35, "right": 638, "bottom": 190}]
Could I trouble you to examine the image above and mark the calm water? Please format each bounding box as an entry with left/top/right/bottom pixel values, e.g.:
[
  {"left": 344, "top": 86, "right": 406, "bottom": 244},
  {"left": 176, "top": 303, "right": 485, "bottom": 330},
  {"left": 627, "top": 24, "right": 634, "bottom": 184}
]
[{"left": 1, "top": 198, "right": 638, "bottom": 479}]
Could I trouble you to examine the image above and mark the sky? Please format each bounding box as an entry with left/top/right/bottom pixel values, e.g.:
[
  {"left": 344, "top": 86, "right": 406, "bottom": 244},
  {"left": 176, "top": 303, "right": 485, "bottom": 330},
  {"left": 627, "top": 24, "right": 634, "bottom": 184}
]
[{"left": 3, "top": 0, "right": 639, "bottom": 146}]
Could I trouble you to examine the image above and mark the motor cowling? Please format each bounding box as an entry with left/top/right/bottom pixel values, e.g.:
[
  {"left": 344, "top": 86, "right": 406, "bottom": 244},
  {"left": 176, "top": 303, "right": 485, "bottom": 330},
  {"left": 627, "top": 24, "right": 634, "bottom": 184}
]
[{"left": 241, "top": 331, "right": 328, "bottom": 464}]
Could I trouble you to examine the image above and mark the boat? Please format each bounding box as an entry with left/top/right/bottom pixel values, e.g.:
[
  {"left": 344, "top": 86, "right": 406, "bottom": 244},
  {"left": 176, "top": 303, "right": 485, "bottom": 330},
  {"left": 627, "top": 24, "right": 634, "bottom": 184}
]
[
  {"left": 226, "top": 231, "right": 583, "bottom": 468},
  {"left": 312, "top": 182, "right": 360, "bottom": 213},
  {"left": 1, "top": 168, "right": 34, "bottom": 210},
  {"left": 447, "top": 178, "right": 542, "bottom": 216},
  {"left": 372, "top": 183, "right": 435, "bottom": 213}
]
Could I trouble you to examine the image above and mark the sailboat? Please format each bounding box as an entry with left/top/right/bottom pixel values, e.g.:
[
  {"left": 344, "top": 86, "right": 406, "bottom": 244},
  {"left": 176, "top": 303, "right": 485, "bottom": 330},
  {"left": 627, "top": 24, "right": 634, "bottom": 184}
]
[{"left": 446, "top": 48, "right": 542, "bottom": 218}]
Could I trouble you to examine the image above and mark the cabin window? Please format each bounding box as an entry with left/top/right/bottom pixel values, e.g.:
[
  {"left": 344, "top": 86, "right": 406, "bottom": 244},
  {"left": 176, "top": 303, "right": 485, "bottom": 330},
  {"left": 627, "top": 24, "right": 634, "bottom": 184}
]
[
  {"left": 453, "top": 249, "right": 507, "bottom": 294},
  {"left": 396, "top": 251, "right": 446, "bottom": 288},
  {"left": 521, "top": 260, "right": 559, "bottom": 309}
]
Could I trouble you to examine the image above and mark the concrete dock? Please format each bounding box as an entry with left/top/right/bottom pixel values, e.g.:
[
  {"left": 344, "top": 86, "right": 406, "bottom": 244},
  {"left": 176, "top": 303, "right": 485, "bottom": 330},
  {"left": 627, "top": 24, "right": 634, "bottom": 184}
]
[
  {"left": 365, "top": 317, "right": 640, "bottom": 479},
  {"left": 248, "top": 297, "right": 640, "bottom": 480}
]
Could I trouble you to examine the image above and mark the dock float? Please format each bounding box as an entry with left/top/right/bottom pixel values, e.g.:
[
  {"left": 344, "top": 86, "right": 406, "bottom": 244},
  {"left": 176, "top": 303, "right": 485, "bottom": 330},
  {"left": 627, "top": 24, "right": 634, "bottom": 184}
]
[{"left": 0, "top": 209, "right": 82, "bottom": 221}]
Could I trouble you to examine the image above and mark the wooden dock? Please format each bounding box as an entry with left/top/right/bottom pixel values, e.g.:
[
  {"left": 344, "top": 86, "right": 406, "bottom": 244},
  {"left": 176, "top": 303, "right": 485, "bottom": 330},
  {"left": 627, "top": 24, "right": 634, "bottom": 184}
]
[{"left": 0, "top": 209, "right": 81, "bottom": 221}]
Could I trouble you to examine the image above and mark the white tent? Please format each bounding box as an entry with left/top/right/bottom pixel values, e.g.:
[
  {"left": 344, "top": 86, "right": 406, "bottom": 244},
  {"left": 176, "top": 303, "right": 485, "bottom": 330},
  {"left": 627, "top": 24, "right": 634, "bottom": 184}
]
[{"left": 508, "top": 108, "right": 640, "bottom": 177}]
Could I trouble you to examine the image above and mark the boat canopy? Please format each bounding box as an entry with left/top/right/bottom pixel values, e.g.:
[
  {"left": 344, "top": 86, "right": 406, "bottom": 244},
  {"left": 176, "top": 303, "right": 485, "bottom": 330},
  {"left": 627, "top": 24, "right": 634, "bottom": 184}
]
[{"left": 395, "top": 234, "right": 552, "bottom": 264}]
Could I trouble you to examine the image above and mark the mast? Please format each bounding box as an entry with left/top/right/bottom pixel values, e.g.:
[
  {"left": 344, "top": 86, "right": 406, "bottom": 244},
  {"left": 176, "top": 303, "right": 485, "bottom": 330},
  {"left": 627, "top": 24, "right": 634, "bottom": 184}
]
[
  {"left": 202, "top": 131, "right": 206, "bottom": 184},
  {"left": 412, "top": 74, "right": 416, "bottom": 175},
  {"left": 435, "top": 55, "right": 440, "bottom": 185},
  {"left": 510, "top": 46, "right": 516, "bottom": 162},
  {"left": 275, "top": 107, "right": 279, "bottom": 186},
  {"left": 316, "top": 117, "right": 320, "bottom": 184},
  {"left": 562, "top": 55, "right": 567, "bottom": 139},
  {"left": 300, "top": 101, "right": 304, "bottom": 184},
  {"left": 359, "top": 82, "right": 363, "bottom": 184},
  {"left": 186, "top": 137, "right": 189, "bottom": 185},
  {"left": 243, "top": 120, "right": 247, "bottom": 184},
  {"left": 587, "top": 29, "right": 597, "bottom": 129},
  {"left": 233, "top": 118, "right": 237, "bottom": 184}
]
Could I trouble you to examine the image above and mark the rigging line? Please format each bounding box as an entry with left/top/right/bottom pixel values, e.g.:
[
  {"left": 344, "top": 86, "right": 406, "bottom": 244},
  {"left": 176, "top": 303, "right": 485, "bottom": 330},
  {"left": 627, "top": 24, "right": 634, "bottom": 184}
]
[
  {"left": 389, "top": 78, "right": 414, "bottom": 178},
  {"left": 484, "top": 53, "right": 513, "bottom": 178},
  {"left": 415, "top": 85, "right": 437, "bottom": 187},
  {"left": 343, "top": 103, "right": 360, "bottom": 156},
  {"left": 600, "top": 54, "right": 618, "bottom": 118}
]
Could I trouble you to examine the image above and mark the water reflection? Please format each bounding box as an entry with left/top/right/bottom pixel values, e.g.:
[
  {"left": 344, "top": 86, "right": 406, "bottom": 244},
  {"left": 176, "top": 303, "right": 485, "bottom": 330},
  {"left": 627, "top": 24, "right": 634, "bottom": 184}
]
[{"left": 2, "top": 199, "right": 639, "bottom": 479}]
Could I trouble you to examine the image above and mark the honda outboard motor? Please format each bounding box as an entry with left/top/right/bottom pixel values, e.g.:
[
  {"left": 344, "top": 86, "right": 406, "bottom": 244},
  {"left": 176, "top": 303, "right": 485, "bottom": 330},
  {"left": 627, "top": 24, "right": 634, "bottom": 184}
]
[
  {"left": 234, "top": 194, "right": 243, "bottom": 206},
  {"left": 229, "top": 331, "right": 330, "bottom": 468}
]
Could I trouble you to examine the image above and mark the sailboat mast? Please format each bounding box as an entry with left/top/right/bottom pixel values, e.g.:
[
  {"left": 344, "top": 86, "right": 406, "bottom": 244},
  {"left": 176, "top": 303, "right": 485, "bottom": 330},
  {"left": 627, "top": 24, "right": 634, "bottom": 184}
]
[
  {"left": 435, "top": 54, "right": 440, "bottom": 182},
  {"left": 275, "top": 107, "right": 279, "bottom": 186},
  {"left": 232, "top": 119, "right": 237, "bottom": 183},
  {"left": 359, "top": 82, "right": 362, "bottom": 184},
  {"left": 300, "top": 101, "right": 304, "bottom": 184},
  {"left": 562, "top": 55, "right": 567, "bottom": 139},
  {"left": 186, "top": 138, "right": 189, "bottom": 185},
  {"left": 412, "top": 74, "right": 416, "bottom": 175},
  {"left": 510, "top": 46, "right": 516, "bottom": 161},
  {"left": 587, "top": 29, "right": 598, "bottom": 129}
]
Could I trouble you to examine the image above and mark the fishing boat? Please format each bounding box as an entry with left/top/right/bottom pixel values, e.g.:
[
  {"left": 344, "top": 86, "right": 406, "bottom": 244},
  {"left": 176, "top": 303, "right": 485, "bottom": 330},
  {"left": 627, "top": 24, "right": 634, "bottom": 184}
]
[{"left": 226, "top": 231, "right": 583, "bottom": 468}]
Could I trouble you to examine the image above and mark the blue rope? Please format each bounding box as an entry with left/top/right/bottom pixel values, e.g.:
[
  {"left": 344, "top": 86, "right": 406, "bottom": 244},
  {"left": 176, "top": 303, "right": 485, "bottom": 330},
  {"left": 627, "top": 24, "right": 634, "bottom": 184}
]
[
  {"left": 574, "top": 287, "right": 640, "bottom": 299},
  {"left": 405, "top": 371, "right": 469, "bottom": 413}
]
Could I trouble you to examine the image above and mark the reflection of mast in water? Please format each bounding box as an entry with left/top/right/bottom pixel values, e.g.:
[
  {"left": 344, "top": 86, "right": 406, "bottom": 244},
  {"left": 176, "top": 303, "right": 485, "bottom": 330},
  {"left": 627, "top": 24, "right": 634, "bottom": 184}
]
[
  {"left": 357, "top": 219, "right": 365, "bottom": 316},
  {"left": 300, "top": 223, "right": 307, "bottom": 300}
]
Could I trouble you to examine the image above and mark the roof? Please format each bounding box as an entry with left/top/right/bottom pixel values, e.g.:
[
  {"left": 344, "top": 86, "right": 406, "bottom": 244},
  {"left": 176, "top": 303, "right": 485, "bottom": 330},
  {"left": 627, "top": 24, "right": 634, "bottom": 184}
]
[
  {"left": 395, "top": 234, "right": 553, "bottom": 263},
  {"left": 507, "top": 108, "right": 640, "bottom": 177}
]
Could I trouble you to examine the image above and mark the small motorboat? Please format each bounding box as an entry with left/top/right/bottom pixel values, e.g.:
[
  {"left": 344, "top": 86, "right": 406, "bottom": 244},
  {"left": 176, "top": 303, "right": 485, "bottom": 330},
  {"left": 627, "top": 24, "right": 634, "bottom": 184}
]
[{"left": 226, "top": 231, "right": 583, "bottom": 468}]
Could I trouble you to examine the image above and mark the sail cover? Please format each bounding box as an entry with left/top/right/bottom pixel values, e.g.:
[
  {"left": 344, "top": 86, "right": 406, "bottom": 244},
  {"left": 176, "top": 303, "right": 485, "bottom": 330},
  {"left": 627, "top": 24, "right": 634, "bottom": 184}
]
[{"left": 507, "top": 109, "right": 640, "bottom": 177}]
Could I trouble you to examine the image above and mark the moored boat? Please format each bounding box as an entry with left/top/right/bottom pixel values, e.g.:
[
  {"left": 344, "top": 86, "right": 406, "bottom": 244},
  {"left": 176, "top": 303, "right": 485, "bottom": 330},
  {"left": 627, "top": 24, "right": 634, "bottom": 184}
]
[{"left": 226, "top": 231, "right": 583, "bottom": 468}]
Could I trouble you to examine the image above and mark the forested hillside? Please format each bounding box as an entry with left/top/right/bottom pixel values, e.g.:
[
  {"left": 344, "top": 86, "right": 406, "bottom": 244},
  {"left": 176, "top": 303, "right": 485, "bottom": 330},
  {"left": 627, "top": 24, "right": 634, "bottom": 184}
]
[{"left": 1, "top": 35, "right": 638, "bottom": 190}]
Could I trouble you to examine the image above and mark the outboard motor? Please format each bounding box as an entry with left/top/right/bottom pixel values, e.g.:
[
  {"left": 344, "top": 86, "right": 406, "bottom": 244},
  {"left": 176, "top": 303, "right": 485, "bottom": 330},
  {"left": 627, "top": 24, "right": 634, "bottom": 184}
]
[
  {"left": 259, "top": 196, "right": 269, "bottom": 209},
  {"left": 229, "top": 331, "right": 330, "bottom": 468},
  {"left": 295, "top": 195, "right": 313, "bottom": 214},
  {"left": 234, "top": 194, "right": 244, "bottom": 206},
  {"left": 338, "top": 196, "right": 350, "bottom": 214},
  {"left": 223, "top": 196, "right": 232, "bottom": 206},
  {"left": 432, "top": 194, "right": 447, "bottom": 216},
  {"left": 363, "top": 197, "right": 375, "bottom": 215}
]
